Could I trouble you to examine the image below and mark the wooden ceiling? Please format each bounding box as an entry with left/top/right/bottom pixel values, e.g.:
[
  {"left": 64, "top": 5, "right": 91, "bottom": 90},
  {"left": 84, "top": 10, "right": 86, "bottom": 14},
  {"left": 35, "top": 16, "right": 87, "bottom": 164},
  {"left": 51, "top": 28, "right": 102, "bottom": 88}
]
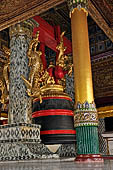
[
  {"left": 0, "top": 0, "right": 64, "bottom": 31},
  {"left": 88, "top": 0, "right": 113, "bottom": 42},
  {"left": 91, "top": 0, "right": 113, "bottom": 27},
  {"left": 0, "top": 0, "right": 113, "bottom": 42}
]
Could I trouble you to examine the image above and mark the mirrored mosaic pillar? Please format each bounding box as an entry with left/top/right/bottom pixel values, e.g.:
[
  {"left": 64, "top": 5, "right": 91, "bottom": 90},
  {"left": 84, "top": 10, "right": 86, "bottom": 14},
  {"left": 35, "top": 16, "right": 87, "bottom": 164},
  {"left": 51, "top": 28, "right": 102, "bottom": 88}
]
[
  {"left": 98, "top": 118, "right": 107, "bottom": 154},
  {"left": 67, "top": 0, "right": 103, "bottom": 162},
  {"left": 9, "top": 20, "right": 35, "bottom": 124}
]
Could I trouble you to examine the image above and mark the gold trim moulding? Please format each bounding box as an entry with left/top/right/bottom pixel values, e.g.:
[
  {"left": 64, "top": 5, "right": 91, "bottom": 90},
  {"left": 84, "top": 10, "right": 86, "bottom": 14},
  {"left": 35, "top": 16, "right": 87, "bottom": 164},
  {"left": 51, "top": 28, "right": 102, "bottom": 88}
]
[
  {"left": 97, "top": 106, "right": 113, "bottom": 118},
  {"left": 33, "top": 84, "right": 72, "bottom": 102},
  {"left": 33, "top": 94, "right": 72, "bottom": 103},
  {"left": 40, "top": 84, "right": 64, "bottom": 93},
  {"left": 72, "top": 7, "right": 88, "bottom": 15},
  {"left": 70, "top": 7, "right": 88, "bottom": 18}
]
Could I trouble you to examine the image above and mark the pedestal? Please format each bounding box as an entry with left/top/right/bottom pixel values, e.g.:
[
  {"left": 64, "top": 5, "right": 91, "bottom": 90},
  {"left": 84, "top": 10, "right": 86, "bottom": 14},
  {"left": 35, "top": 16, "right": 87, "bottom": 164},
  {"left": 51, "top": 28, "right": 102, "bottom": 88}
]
[
  {"left": 0, "top": 123, "right": 76, "bottom": 160},
  {"left": 0, "top": 123, "right": 41, "bottom": 160}
]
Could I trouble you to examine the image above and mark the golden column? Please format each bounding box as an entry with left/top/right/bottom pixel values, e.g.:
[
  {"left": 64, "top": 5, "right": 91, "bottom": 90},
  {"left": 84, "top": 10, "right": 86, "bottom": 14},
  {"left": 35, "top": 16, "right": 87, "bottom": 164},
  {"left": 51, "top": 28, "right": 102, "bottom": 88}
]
[{"left": 67, "top": 0, "right": 103, "bottom": 162}]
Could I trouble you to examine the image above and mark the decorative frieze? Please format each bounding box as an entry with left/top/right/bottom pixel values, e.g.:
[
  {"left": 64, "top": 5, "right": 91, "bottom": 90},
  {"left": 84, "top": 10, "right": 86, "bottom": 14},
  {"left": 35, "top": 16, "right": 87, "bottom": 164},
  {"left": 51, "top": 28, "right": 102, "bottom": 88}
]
[
  {"left": 0, "top": 123, "right": 41, "bottom": 143},
  {"left": 74, "top": 101, "right": 98, "bottom": 127}
]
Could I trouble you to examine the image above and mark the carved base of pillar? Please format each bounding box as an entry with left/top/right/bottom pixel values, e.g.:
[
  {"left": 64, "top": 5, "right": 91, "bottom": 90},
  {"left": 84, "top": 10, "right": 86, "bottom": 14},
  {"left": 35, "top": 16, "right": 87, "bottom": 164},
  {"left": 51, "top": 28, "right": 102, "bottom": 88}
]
[
  {"left": 0, "top": 124, "right": 76, "bottom": 161},
  {"left": 75, "top": 154, "right": 104, "bottom": 163},
  {"left": 0, "top": 143, "right": 59, "bottom": 161},
  {"left": 0, "top": 143, "right": 76, "bottom": 161}
]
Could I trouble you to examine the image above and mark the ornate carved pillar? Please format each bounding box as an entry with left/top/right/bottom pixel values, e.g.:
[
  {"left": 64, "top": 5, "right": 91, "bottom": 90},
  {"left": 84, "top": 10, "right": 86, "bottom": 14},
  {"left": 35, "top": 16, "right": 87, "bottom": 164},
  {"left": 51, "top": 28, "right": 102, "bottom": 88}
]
[
  {"left": 9, "top": 20, "right": 35, "bottom": 124},
  {"left": 0, "top": 20, "right": 41, "bottom": 161},
  {"left": 67, "top": 0, "right": 103, "bottom": 162}
]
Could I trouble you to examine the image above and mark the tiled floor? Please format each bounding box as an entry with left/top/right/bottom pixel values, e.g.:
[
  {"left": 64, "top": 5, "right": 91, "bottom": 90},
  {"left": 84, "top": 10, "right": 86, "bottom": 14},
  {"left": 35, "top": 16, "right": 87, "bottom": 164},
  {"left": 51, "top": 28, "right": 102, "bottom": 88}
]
[{"left": 0, "top": 159, "right": 113, "bottom": 170}]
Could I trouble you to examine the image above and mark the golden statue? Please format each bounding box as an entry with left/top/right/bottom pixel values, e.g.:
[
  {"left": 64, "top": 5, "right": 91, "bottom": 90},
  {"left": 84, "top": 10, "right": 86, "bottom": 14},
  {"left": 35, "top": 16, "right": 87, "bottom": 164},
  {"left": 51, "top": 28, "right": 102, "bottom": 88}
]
[
  {"left": 22, "top": 31, "right": 46, "bottom": 103},
  {"left": 2, "top": 46, "right": 10, "bottom": 92},
  {"left": 27, "top": 31, "right": 43, "bottom": 86},
  {"left": 0, "top": 46, "right": 10, "bottom": 109},
  {"left": 41, "top": 70, "right": 55, "bottom": 86},
  {"left": 56, "top": 31, "right": 67, "bottom": 67},
  {"left": 22, "top": 31, "right": 73, "bottom": 103},
  {"left": 55, "top": 32, "right": 73, "bottom": 89},
  {"left": 0, "top": 79, "right": 6, "bottom": 103}
]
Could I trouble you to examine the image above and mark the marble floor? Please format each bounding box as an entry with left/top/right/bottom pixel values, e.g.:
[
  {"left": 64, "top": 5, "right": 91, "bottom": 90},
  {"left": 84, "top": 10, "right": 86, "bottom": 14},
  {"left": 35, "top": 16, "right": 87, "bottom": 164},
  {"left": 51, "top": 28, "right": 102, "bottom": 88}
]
[{"left": 0, "top": 159, "right": 113, "bottom": 170}]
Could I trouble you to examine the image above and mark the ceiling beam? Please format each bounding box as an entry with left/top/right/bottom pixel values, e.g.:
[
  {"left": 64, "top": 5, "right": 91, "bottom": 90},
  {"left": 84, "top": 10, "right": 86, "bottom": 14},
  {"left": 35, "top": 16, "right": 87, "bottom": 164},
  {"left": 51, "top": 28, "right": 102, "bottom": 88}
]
[
  {"left": 33, "top": 16, "right": 72, "bottom": 54},
  {"left": 0, "top": 0, "right": 65, "bottom": 31}
]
